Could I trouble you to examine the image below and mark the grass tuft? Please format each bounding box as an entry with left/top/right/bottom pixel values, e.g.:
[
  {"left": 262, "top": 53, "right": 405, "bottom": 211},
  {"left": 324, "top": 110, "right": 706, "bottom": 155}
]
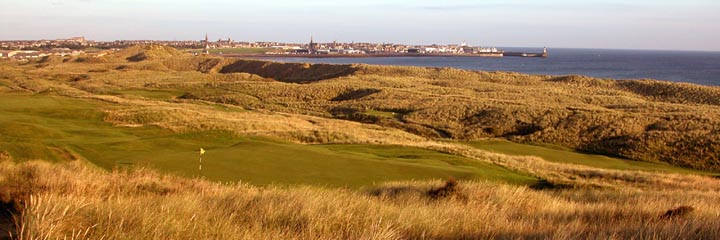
[
  {"left": 427, "top": 178, "right": 459, "bottom": 199},
  {"left": 659, "top": 206, "right": 695, "bottom": 221}
]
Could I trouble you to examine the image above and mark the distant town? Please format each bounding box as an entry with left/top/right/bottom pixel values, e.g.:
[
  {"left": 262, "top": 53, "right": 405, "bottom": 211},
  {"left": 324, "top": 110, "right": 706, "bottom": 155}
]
[{"left": 0, "top": 36, "right": 547, "bottom": 60}]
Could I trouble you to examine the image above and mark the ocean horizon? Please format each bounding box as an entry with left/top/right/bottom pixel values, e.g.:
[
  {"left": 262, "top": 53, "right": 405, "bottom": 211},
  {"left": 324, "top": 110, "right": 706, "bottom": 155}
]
[{"left": 260, "top": 47, "right": 720, "bottom": 86}]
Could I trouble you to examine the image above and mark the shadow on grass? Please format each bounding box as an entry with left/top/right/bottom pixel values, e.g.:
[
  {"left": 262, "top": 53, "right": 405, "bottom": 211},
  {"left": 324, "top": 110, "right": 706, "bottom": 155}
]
[{"left": 0, "top": 200, "right": 18, "bottom": 240}]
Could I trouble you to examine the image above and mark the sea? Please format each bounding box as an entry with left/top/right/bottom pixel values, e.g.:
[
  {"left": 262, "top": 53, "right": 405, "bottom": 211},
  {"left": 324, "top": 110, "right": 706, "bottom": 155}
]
[{"left": 261, "top": 48, "right": 720, "bottom": 86}]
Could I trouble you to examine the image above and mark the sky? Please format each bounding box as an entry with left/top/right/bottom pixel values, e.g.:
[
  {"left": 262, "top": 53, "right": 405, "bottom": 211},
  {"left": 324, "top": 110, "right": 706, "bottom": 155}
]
[{"left": 1, "top": 0, "right": 719, "bottom": 51}]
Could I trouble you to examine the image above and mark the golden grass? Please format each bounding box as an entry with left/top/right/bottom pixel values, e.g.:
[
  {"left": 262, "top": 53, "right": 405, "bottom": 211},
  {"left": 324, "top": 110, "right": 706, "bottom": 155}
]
[
  {"left": 2, "top": 46, "right": 720, "bottom": 238},
  {"left": 113, "top": 45, "right": 186, "bottom": 62},
  {"left": 211, "top": 65, "right": 720, "bottom": 171},
  {"left": 2, "top": 160, "right": 719, "bottom": 239},
  {"left": 2, "top": 47, "right": 719, "bottom": 171}
]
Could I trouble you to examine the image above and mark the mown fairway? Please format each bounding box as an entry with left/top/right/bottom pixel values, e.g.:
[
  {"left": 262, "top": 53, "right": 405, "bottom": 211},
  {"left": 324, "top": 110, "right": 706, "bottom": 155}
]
[{"left": 0, "top": 94, "right": 535, "bottom": 187}]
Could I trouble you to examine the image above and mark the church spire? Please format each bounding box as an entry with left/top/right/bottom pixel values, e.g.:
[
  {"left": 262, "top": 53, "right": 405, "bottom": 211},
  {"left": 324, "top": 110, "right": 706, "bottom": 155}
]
[
  {"left": 309, "top": 35, "right": 316, "bottom": 52},
  {"left": 203, "top": 33, "right": 210, "bottom": 55}
]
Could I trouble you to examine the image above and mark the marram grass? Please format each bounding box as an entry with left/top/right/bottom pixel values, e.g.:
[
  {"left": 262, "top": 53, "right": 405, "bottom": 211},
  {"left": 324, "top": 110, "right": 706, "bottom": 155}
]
[{"left": 1, "top": 160, "right": 719, "bottom": 239}]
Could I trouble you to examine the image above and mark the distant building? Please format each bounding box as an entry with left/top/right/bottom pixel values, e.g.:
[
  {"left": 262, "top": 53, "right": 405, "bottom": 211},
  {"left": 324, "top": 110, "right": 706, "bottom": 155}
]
[
  {"left": 48, "top": 48, "right": 82, "bottom": 57},
  {"left": 342, "top": 49, "right": 364, "bottom": 54},
  {"left": 9, "top": 50, "right": 43, "bottom": 59},
  {"left": 203, "top": 33, "right": 210, "bottom": 55},
  {"left": 460, "top": 46, "right": 475, "bottom": 54},
  {"left": 308, "top": 36, "right": 317, "bottom": 53},
  {"left": 424, "top": 47, "right": 439, "bottom": 53},
  {"left": 68, "top": 37, "right": 85, "bottom": 43},
  {"left": 216, "top": 37, "right": 234, "bottom": 48}
]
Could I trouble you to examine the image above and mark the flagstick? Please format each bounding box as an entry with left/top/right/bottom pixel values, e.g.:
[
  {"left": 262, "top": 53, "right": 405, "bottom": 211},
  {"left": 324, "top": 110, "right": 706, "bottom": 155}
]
[{"left": 198, "top": 148, "right": 206, "bottom": 178}]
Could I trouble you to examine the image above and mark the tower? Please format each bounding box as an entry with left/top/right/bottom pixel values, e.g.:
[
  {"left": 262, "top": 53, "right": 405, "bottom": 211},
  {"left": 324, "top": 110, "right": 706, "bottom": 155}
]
[
  {"left": 203, "top": 33, "right": 210, "bottom": 55},
  {"left": 542, "top": 47, "right": 548, "bottom": 58},
  {"left": 309, "top": 36, "right": 316, "bottom": 52}
]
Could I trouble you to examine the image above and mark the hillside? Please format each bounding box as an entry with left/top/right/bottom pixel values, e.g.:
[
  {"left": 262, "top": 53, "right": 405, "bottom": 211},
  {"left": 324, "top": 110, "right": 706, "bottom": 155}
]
[
  {"left": 2, "top": 45, "right": 720, "bottom": 239},
  {"left": 1, "top": 46, "right": 719, "bottom": 172},
  {"left": 213, "top": 63, "right": 720, "bottom": 171}
]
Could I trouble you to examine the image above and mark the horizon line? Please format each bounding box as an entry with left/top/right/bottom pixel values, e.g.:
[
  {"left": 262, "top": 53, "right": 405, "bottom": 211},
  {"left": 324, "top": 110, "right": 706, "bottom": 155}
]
[{"left": 1, "top": 37, "right": 718, "bottom": 53}]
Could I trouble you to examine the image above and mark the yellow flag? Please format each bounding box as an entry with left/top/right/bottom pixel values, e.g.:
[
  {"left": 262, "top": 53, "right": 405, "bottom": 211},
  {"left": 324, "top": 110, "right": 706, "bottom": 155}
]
[{"left": 200, "top": 148, "right": 206, "bottom": 155}]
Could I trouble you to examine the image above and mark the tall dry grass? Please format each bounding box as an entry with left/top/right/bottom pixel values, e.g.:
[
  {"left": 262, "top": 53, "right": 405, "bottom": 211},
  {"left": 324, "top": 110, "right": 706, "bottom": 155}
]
[
  {"left": 148, "top": 56, "right": 720, "bottom": 170},
  {"left": 4, "top": 50, "right": 720, "bottom": 171},
  {"left": 1, "top": 160, "right": 719, "bottom": 239},
  {"left": 3, "top": 45, "right": 720, "bottom": 239}
]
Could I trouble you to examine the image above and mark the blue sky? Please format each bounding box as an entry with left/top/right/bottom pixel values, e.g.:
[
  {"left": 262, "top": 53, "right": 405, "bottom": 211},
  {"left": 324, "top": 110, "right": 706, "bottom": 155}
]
[{"left": 1, "top": 0, "right": 719, "bottom": 51}]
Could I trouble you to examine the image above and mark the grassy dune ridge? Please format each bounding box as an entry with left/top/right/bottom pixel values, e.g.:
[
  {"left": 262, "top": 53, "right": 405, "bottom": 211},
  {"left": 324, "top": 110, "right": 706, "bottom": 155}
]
[
  {"left": 1, "top": 45, "right": 718, "bottom": 173},
  {"left": 79, "top": 46, "right": 719, "bottom": 171}
]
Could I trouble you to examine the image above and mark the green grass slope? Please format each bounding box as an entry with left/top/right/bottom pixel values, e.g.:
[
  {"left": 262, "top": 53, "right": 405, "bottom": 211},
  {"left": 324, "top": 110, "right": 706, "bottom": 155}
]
[
  {"left": 466, "top": 139, "right": 710, "bottom": 175},
  {"left": 0, "top": 94, "right": 535, "bottom": 187}
]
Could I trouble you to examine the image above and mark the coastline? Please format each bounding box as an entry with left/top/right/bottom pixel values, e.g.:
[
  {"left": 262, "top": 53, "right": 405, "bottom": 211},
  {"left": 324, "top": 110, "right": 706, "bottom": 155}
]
[
  {"left": 215, "top": 52, "right": 505, "bottom": 58},
  {"left": 216, "top": 48, "right": 719, "bottom": 86}
]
